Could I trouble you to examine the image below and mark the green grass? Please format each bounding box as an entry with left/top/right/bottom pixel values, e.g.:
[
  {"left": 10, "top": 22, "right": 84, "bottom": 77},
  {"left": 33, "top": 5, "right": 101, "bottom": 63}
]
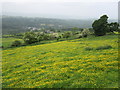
[
  {"left": 2, "top": 35, "right": 118, "bottom": 88},
  {"left": 2, "top": 38, "right": 24, "bottom": 48}
]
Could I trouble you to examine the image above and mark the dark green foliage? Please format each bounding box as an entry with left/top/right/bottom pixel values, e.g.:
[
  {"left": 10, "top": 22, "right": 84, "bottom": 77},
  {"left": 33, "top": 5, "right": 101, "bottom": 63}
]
[
  {"left": 78, "top": 35, "right": 83, "bottom": 38},
  {"left": 96, "top": 45, "right": 112, "bottom": 50},
  {"left": 0, "top": 46, "right": 4, "bottom": 48},
  {"left": 84, "top": 47, "right": 93, "bottom": 51},
  {"left": 89, "top": 28, "right": 94, "bottom": 34},
  {"left": 56, "top": 36, "right": 61, "bottom": 41},
  {"left": 11, "top": 40, "right": 22, "bottom": 47},
  {"left": 85, "top": 45, "right": 112, "bottom": 51},
  {"left": 42, "top": 34, "right": 50, "bottom": 40},
  {"left": 23, "top": 32, "right": 56, "bottom": 44},
  {"left": 23, "top": 32, "right": 38, "bottom": 44},
  {"left": 62, "top": 31, "right": 72, "bottom": 38},
  {"left": 107, "top": 22, "right": 119, "bottom": 32},
  {"left": 82, "top": 32, "right": 87, "bottom": 37},
  {"left": 92, "top": 15, "right": 108, "bottom": 36}
]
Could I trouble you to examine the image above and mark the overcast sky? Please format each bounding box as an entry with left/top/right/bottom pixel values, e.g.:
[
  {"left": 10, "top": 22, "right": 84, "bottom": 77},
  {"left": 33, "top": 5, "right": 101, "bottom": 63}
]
[{"left": 1, "top": 0, "right": 119, "bottom": 19}]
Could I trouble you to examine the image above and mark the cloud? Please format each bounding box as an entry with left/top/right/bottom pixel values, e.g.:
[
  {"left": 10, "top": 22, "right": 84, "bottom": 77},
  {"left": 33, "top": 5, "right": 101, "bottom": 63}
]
[
  {"left": 1, "top": 0, "right": 118, "bottom": 19},
  {"left": 0, "top": 0, "right": 119, "bottom": 3}
]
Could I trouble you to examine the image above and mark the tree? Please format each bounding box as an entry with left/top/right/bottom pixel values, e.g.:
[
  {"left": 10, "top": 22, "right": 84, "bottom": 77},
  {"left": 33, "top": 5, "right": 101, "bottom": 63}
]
[
  {"left": 107, "top": 22, "right": 119, "bottom": 32},
  {"left": 23, "top": 32, "right": 38, "bottom": 44},
  {"left": 62, "top": 31, "right": 72, "bottom": 38},
  {"left": 11, "top": 40, "right": 22, "bottom": 47},
  {"left": 92, "top": 15, "right": 108, "bottom": 36}
]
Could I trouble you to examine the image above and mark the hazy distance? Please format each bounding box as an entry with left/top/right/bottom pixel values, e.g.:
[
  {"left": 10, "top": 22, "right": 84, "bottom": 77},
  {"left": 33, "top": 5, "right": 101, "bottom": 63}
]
[{"left": 2, "top": 0, "right": 118, "bottom": 20}]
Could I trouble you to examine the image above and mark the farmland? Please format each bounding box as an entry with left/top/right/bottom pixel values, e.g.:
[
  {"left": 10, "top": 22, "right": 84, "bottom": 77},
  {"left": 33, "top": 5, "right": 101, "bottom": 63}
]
[
  {"left": 2, "top": 38, "right": 24, "bottom": 48},
  {"left": 2, "top": 35, "right": 118, "bottom": 88}
]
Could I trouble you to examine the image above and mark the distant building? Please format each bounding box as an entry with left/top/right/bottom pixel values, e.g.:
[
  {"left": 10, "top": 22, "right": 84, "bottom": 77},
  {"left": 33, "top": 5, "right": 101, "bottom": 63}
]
[
  {"left": 44, "top": 30, "right": 54, "bottom": 33},
  {"left": 26, "top": 27, "right": 39, "bottom": 31}
]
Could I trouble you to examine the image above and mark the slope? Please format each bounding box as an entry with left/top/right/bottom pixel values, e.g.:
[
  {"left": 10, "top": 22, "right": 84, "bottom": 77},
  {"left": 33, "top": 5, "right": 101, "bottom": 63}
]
[{"left": 2, "top": 35, "right": 118, "bottom": 88}]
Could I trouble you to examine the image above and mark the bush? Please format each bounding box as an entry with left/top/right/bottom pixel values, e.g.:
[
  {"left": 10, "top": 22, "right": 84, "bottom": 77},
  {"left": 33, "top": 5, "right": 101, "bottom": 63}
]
[
  {"left": 42, "top": 34, "right": 50, "bottom": 40},
  {"left": 96, "top": 45, "right": 112, "bottom": 50},
  {"left": 11, "top": 40, "right": 22, "bottom": 47},
  {"left": 84, "top": 47, "right": 93, "bottom": 51},
  {"left": 81, "top": 28, "right": 90, "bottom": 37},
  {"left": 62, "top": 31, "right": 72, "bottom": 38},
  {"left": 74, "top": 34, "right": 82, "bottom": 39},
  {"left": 82, "top": 33, "right": 87, "bottom": 37},
  {"left": 56, "top": 35, "right": 61, "bottom": 41},
  {"left": 23, "top": 32, "right": 38, "bottom": 44},
  {"left": 0, "top": 46, "right": 4, "bottom": 48},
  {"left": 49, "top": 33, "right": 60, "bottom": 40}
]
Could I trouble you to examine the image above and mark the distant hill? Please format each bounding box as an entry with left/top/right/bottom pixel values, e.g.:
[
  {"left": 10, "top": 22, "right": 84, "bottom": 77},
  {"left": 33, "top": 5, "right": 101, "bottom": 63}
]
[
  {"left": 2, "top": 15, "right": 117, "bottom": 35},
  {"left": 2, "top": 16, "right": 93, "bottom": 34}
]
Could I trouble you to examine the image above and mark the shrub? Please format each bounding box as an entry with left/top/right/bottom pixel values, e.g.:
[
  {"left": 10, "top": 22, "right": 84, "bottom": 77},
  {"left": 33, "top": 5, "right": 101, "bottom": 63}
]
[
  {"left": 0, "top": 46, "right": 4, "bottom": 49},
  {"left": 74, "top": 34, "right": 82, "bottom": 39},
  {"left": 96, "top": 45, "right": 112, "bottom": 50},
  {"left": 84, "top": 47, "right": 93, "bottom": 51},
  {"left": 56, "top": 35, "right": 61, "bottom": 41},
  {"left": 23, "top": 32, "right": 38, "bottom": 44},
  {"left": 82, "top": 33, "right": 87, "bottom": 37},
  {"left": 81, "top": 28, "right": 90, "bottom": 37},
  {"left": 62, "top": 31, "right": 72, "bottom": 38},
  {"left": 50, "top": 33, "right": 60, "bottom": 40},
  {"left": 78, "top": 34, "right": 83, "bottom": 38},
  {"left": 42, "top": 34, "right": 50, "bottom": 40},
  {"left": 11, "top": 40, "right": 22, "bottom": 47}
]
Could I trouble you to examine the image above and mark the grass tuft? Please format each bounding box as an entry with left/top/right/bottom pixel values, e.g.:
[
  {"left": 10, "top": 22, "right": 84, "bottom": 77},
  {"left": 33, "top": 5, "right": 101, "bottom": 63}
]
[
  {"left": 84, "top": 47, "right": 94, "bottom": 51},
  {"left": 96, "top": 45, "right": 112, "bottom": 50}
]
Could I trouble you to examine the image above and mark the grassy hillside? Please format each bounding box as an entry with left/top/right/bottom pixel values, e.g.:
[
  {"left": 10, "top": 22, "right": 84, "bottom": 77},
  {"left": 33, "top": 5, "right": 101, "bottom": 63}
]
[
  {"left": 2, "top": 35, "right": 118, "bottom": 88},
  {"left": 2, "top": 38, "right": 24, "bottom": 48}
]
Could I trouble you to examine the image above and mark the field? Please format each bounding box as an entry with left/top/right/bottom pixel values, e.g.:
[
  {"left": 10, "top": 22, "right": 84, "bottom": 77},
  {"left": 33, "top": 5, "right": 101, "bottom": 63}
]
[
  {"left": 2, "top": 38, "right": 24, "bottom": 48},
  {"left": 2, "top": 35, "right": 118, "bottom": 88}
]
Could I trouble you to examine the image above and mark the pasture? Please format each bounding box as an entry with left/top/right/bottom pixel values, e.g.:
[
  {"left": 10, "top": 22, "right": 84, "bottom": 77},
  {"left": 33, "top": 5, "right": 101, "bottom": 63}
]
[
  {"left": 2, "top": 35, "right": 118, "bottom": 88},
  {"left": 2, "top": 38, "right": 24, "bottom": 48}
]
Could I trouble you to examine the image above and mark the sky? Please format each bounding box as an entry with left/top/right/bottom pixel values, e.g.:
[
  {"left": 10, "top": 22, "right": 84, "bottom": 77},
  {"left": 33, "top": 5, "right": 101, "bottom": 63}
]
[{"left": 0, "top": 0, "right": 119, "bottom": 19}]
